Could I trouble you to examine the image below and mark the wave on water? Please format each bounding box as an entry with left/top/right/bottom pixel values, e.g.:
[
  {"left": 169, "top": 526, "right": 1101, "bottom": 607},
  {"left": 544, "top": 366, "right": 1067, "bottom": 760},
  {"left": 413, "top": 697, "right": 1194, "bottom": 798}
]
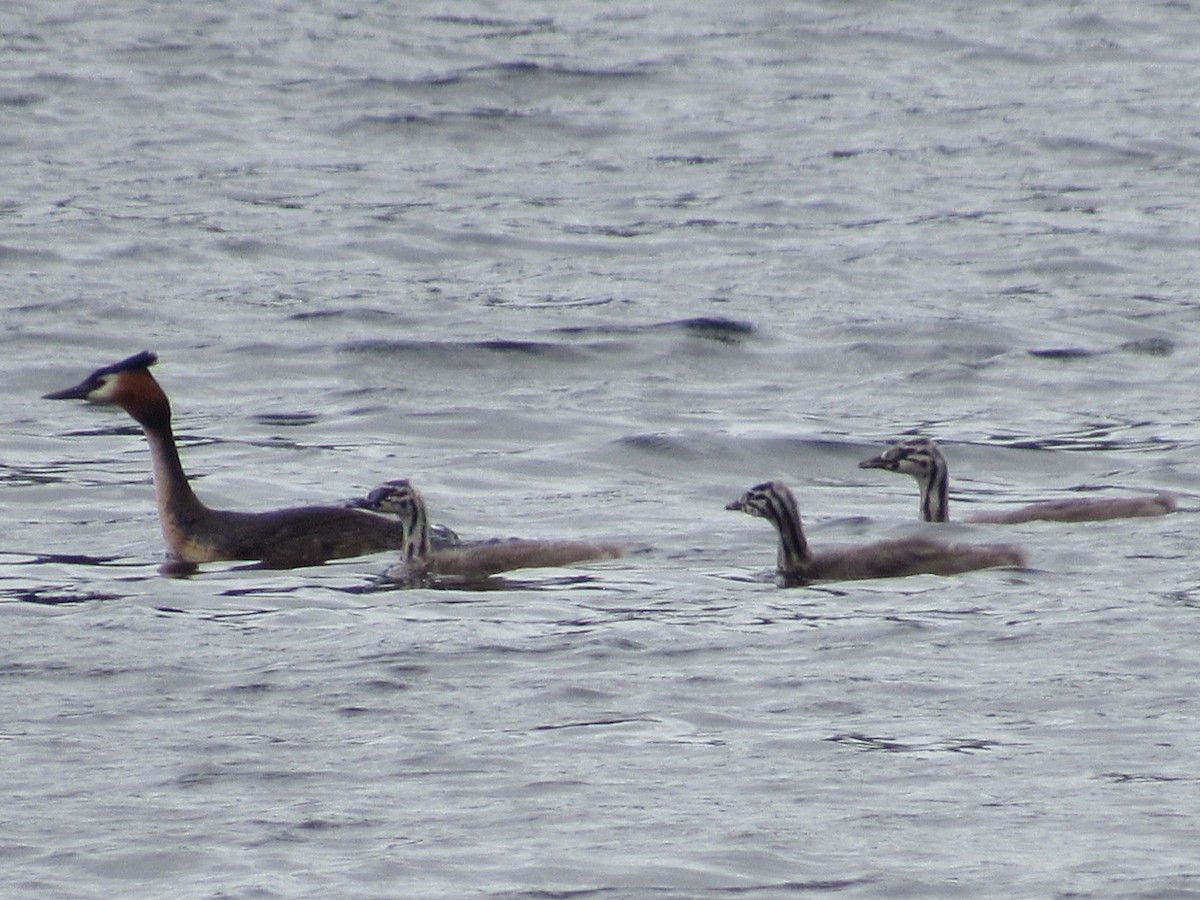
[
  {"left": 337, "top": 107, "right": 537, "bottom": 136},
  {"left": 553, "top": 315, "right": 755, "bottom": 342},
  {"left": 987, "top": 427, "right": 1183, "bottom": 453},
  {"left": 324, "top": 59, "right": 652, "bottom": 103},
  {"left": 337, "top": 317, "right": 754, "bottom": 363},
  {"left": 6, "top": 586, "right": 125, "bottom": 606},
  {"left": 461, "top": 60, "right": 655, "bottom": 81},
  {"left": 827, "top": 733, "right": 1000, "bottom": 754},
  {"left": 342, "top": 336, "right": 591, "bottom": 362},
  {"left": 1028, "top": 336, "right": 1174, "bottom": 359},
  {"left": 427, "top": 14, "right": 555, "bottom": 30}
]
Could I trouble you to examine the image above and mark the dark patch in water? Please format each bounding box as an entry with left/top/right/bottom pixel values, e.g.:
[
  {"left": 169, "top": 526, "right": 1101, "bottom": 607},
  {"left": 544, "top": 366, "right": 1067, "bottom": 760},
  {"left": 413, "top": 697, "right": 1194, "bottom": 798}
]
[
  {"left": 1028, "top": 347, "right": 1097, "bottom": 360},
  {"left": 564, "top": 222, "right": 652, "bottom": 237},
  {"left": 218, "top": 585, "right": 307, "bottom": 598},
  {"left": 1000, "top": 284, "right": 1049, "bottom": 296},
  {"left": 24, "top": 552, "right": 127, "bottom": 566},
  {"left": 613, "top": 432, "right": 696, "bottom": 457},
  {"left": 288, "top": 307, "right": 400, "bottom": 322},
  {"left": 252, "top": 412, "right": 321, "bottom": 428},
  {"left": 533, "top": 716, "right": 658, "bottom": 731},
  {"left": 483, "top": 60, "right": 651, "bottom": 80},
  {"left": 1160, "top": 588, "right": 1200, "bottom": 609},
  {"left": 59, "top": 424, "right": 144, "bottom": 439},
  {"left": 1029, "top": 338, "right": 1173, "bottom": 360},
  {"left": 7, "top": 587, "right": 122, "bottom": 605},
  {"left": 343, "top": 337, "right": 587, "bottom": 362},
  {"left": 554, "top": 315, "right": 754, "bottom": 341},
  {"left": 1118, "top": 337, "right": 1173, "bottom": 356},
  {"left": 343, "top": 318, "right": 753, "bottom": 363},
  {"left": 478, "top": 338, "right": 560, "bottom": 353},
  {"left": 678, "top": 315, "right": 755, "bottom": 339},
  {"left": 1097, "top": 771, "right": 1187, "bottom": 784},
  {"left": 336, "top": 107, "right": 538, "bottom": 136},
  {"left": 429, "top": 14, "right": 554, "bottom": 28},
  {"left": 653, "top": 154, "right": 721, "bottom": 165},
  {"left": 827, "top": 733, "right": 997, "bottom": 753},
  {"left": 0, "top": 92, "right": 45, "bottom": 108},
  {"left": 989, "top": 424, "right": 1173, "bottom": 452}
]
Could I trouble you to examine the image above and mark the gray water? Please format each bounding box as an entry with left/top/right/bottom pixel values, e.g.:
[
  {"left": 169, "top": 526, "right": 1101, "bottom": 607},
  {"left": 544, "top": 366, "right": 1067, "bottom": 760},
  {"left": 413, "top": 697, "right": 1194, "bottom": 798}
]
[{"left": 4, "top": 1, "right": 1200, "bottom": 896}]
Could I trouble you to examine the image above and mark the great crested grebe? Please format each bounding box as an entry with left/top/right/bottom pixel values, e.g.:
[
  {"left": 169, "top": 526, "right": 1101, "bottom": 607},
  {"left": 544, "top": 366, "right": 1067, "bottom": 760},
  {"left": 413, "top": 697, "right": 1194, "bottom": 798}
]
[
  {"left": 44, "top": 351, "right": 412, "bottom": 574},
  {"left": 726, "top": 480, "right": 1025, "bottom": 587},
  {"left": 349, "top": 479, "right": 623, "bottom": 584},
  {"left": 859, "top": 437, "right": 1177, "bottom": 524}
]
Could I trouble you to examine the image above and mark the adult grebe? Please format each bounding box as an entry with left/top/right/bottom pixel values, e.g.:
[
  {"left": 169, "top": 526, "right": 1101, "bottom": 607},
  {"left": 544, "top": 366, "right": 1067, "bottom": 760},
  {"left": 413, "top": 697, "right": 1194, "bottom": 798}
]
[
  {"left": 349, "top": 478, "right": 623, "bottom": 584},
  {"left": 859, "top": 437, "right": 1176, "bottom": 524},
  {"left": 44, "top": 351, "right": 411, "bottom": 574},
  {"left": 727, "top": 480, "right": 1025, "bottom": 587}
]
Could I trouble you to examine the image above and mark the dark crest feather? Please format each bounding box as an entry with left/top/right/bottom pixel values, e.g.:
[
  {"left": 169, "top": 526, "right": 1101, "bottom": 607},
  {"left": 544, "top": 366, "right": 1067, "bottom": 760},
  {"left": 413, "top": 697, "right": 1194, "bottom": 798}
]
[{"left": 95, "top": 351, "right": 158, "bottom": 378}]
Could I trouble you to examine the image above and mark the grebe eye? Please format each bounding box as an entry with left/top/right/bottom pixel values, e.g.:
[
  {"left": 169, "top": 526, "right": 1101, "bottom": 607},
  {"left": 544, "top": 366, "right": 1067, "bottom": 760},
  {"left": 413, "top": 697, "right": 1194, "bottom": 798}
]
[{"left": 90, "top": 375, "right": 118, "bottom": 398}]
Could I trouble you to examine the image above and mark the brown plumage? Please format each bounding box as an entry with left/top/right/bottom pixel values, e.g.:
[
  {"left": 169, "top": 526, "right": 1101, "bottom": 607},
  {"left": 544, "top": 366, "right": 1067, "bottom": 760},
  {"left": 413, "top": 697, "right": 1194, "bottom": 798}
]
[
  {"left": 45, "top": 352, "right": 410, "bottom": 574},
  {"left": 727, "top": 480, "right": 1025, "bottom": 587}
]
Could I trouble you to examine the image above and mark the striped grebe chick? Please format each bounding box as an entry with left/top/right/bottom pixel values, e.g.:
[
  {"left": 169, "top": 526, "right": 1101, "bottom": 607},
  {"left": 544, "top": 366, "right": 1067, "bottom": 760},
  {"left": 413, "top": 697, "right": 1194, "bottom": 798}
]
[
  {"left": 726, "top": 480, "right": 1025, "bottom": 587},
  {"left": 44, "top": 352, "right": 411, "bottom": 575},
  {"left": 350, "top": 482, "right": 462, "bottom": 551},
  {"left": 349, "top": 478, "right": 623, "bottom": 584},
  {"left": 859, "top": 437, "right": 1176, "bottom": 524}
]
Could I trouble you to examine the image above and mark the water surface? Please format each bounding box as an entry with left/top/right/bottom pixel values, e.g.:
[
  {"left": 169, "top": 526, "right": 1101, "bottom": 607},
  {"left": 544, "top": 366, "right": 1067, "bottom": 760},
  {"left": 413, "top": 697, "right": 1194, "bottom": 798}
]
[{"left": 3, "top": 1, "right": 1199, "bottom": 896}]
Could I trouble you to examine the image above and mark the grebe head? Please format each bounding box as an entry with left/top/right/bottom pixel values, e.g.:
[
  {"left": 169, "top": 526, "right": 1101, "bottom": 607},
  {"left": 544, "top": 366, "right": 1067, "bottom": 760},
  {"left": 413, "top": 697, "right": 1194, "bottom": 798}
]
[
  {"left": 727, "top": 480, "right": 811, "bottom": 581},
  {"left": 726, "top": 480, "right": 797, "bottom": 521},
  {"left": 350, "top": 479, "right": 423, "bottom": 516},
  {"left": 44, "top": 351, "right": 170, "bottom": 429},
  {"left": 348, "top": 478, "right": 431, "bottom": 561},
  {"left": 858, "top": 436, "right": 943, "bottom": 478},
  {"left": 859, "top": 436, "right": 951, "bottom": 523},
  {"left": 350, "top": 479, "right": 463, "bottom": 550}
]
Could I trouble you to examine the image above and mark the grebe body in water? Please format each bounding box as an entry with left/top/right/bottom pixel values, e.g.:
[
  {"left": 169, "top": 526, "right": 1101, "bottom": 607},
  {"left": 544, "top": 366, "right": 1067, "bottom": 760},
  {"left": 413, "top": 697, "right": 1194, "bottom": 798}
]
[
  {"left": 45, "top": 352, "right": 411, "bottom": 574},
  {"left": 349, "top": 479, "right": 623, "bottom": 584},
  {"left": 727, "top": 480, "right": 1025, "bottom": 587},
  {"left": 859, "top": 437, "right": 1176, "bottom": 524}
]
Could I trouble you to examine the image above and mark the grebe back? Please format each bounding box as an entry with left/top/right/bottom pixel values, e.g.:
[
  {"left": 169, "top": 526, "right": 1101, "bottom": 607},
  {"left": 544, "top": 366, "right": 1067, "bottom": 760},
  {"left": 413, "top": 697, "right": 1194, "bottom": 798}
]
[{"left": 45, "top": 351, "right": 412, "bottom": 574}]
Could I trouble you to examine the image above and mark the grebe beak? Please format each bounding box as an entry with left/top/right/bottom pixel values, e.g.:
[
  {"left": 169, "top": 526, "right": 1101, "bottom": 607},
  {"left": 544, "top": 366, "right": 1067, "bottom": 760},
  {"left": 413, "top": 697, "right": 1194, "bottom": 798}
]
[
  {"left": 857, "top": 454, "right": 895, "bottom": 471},
  {"left": 43, "top": 377, "right": 100, "bottom": 401}
]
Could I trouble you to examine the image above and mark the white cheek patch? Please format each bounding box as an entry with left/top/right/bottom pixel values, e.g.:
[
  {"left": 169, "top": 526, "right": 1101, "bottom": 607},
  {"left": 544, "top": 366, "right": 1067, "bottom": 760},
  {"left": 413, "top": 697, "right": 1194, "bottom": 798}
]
[{"left": 89, "top": 375, "right": 121, "bottom": 402}]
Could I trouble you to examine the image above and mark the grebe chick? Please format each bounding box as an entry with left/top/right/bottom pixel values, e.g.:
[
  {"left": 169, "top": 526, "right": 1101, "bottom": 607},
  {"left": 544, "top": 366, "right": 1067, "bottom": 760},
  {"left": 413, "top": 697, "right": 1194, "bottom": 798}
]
[
  {"left": 349, "top": 479, "right": 623, "bottom": 584},
  {"left": 859, "top": 437, "right": 1177, "bottom": 524},
  {"left": 44, "top": 351, "right": 411, "bottom": 574},
  {"left": 350, "top": 482, "right": 461, "bottom": 551},
  {"left": 726, "top": 480, "right": 1025, "bottom": 587}
]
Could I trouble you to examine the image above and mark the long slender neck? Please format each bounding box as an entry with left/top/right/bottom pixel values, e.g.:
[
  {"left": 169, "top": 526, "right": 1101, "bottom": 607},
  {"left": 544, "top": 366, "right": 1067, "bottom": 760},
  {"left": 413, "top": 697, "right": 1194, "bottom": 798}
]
[
  {"left": 766, "top": 489, "right": 813, "bottom": 582},
  {"left": 919, "top": 454, "right": 950, "bottom": 523},
  {"left": 141, "top": 416, "right": 208, "bottom": 545},
  {"left": 401, "top": 498, "right": 432, "bottom": 563},
  {"left": 115, "top": 372, "right": 210, "bottom": 544}
]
